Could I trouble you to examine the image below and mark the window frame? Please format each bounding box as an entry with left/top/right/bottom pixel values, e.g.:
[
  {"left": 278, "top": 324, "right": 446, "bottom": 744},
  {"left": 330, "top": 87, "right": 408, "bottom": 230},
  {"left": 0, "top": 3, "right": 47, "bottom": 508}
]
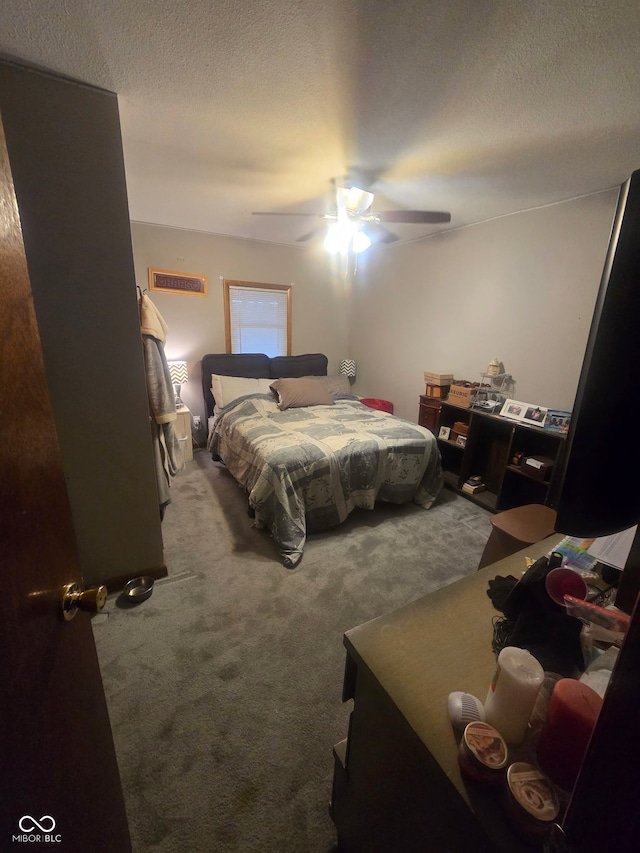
[{"left": 223, "top": 279, "right": 292, "bottom": 356}]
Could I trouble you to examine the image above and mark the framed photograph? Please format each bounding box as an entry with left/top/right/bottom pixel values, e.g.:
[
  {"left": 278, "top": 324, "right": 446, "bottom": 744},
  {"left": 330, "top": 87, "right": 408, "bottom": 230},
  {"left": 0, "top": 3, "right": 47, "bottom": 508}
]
[
  {"left": 456, "top": 434, "right": 467, "bottom": 448},
  {"left": 438, "top": 426, "right": 451, "bottom": 440},
  {"left": 522, "top": 405, "right": 548, "bottom": 426},
  {"left": 149, "top": 268, "right": 208, "bottom": 297},
  {"left": 500, "top": 399, "right": 528, "bottom": 420},
  {"left": 500, "top": 398, "right": 549, "bottom": 426},
  {"left": 544, "top": 409, "right": 572, "bottom": 433}
]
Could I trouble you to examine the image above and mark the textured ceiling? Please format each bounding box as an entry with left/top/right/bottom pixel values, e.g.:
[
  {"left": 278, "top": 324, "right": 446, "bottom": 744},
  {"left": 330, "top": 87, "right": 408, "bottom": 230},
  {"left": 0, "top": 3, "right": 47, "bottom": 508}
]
[{"left": 2, "top": 0, "right": 640, "bottom": 247}]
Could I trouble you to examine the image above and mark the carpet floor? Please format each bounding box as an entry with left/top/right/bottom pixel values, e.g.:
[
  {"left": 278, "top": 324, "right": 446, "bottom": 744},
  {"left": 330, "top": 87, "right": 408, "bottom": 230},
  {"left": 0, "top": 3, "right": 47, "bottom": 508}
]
[{"left": 93, "top": 449, "right": 492, "bottom": 852}]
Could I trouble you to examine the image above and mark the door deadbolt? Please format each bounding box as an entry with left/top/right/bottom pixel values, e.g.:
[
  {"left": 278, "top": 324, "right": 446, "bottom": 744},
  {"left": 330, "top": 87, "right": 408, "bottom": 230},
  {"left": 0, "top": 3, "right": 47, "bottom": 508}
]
[{"left": 62, "top": 583, "right": 107, "bottom": 621}]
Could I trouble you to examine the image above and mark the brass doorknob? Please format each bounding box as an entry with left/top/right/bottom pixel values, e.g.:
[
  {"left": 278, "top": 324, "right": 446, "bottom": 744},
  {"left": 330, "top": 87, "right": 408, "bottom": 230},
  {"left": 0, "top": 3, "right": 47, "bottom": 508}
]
[{"left": 61, "top": 582, "right": 107, "bottom": 621}]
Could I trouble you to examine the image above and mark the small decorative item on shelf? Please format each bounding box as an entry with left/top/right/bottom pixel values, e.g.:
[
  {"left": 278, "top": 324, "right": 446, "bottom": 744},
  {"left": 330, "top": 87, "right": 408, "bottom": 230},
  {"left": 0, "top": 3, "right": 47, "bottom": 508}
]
[
  {"left": 451, "top": 421, "right": 468, "bottom": 444},
  {"left": 475, "top": 399, "right": 502, "bottom": 412},
  {"left": 475, "top": 362, "right": 511, "bottom": 411},
  {"left": 486, "top": 358, "right": 504, "bottom": 377},
  {"left": 521, "top": 455, "right": 555, "bottom": 481}
]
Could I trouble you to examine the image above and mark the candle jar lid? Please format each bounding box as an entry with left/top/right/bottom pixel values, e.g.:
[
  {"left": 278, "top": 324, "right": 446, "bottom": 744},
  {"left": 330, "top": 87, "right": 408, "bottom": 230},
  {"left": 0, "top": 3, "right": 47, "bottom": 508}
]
[
  {"left": 505, "top": 762, "right": 559, "bottom": 832},
  {"left": 459, "top": 721, "right": 508, "bottom": 784}
]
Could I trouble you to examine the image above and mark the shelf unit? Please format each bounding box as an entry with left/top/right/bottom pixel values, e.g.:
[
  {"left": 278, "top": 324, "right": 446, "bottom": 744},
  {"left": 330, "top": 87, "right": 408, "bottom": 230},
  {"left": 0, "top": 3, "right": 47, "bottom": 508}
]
[{"left": 437, "top": 401, "right": 566, "bottom": 512}]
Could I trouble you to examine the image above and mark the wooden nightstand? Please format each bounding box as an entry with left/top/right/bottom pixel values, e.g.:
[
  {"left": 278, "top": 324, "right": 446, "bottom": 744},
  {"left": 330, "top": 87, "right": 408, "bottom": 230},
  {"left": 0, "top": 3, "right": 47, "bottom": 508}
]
[
  {"left": 418, "top": 394, "right": 442, "bottom": 432},
  {"left": 175, "top": 406, "right": 193, "bottom": 462}
]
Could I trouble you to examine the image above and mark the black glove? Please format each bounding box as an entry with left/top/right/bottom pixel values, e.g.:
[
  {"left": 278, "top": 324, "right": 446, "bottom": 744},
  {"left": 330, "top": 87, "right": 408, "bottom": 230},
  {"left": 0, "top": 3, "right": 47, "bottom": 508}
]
[{"left": 487, "top": 575, "right": 518, "bottom": 611}]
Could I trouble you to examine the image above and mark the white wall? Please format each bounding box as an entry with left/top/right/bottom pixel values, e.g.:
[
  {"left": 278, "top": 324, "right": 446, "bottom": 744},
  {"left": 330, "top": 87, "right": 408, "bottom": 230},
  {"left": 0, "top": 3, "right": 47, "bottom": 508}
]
[
  {"left": 130, "top": 224, "right": 351, "bottom": 422},
  {"left": 131, "top": 189, "right": 619, "bottom": 427},
  {"left": 350, "top": 190, "right": 619, "bottom": 421}
]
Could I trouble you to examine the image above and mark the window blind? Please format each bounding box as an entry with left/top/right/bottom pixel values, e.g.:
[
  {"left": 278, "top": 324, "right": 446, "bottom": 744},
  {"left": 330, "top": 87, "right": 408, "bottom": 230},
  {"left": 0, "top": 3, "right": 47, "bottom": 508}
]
[{"left": 228, "top": 285, "right": 289, "bottom": 356}]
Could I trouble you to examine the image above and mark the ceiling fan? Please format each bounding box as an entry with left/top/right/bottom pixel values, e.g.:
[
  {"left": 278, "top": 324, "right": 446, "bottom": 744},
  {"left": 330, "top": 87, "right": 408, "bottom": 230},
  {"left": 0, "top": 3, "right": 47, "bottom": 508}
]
[{"left": 252, "top": 183, "right": 451, "bottom": 248}]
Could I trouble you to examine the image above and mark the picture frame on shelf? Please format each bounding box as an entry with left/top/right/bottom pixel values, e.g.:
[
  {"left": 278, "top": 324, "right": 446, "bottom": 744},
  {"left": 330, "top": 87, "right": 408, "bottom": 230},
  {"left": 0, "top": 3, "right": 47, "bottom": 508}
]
[
  {"left": 499, "top": 399, "right": 548, "bottom": 426},
  {"left": 544, "top": 409, "right": 572, "bottom": 433},
  {"left": 438, "top": 426, "right": 451, "bottom": 440},
  {"left": 500, "top": 399, "right": 528, "bottom": 420},
  {"left": 522, "top": 405, "right": 548, "bottom": 426},
  {"left": 456, "top": 434, "right": 467, "bottom": 448}
]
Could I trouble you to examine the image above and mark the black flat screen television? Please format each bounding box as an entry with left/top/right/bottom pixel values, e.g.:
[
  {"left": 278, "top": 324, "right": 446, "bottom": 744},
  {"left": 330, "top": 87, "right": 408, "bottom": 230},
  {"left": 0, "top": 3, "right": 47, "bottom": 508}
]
[{"left": 555, "top": 169, "right": 640, "bottom": 537}]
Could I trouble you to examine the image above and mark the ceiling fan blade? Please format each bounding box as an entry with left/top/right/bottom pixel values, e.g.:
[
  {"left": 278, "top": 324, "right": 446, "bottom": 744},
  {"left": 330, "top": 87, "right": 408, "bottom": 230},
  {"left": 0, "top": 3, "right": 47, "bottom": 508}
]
[
  {"left": 296, "top": 228, "right": 324, "bottom": 243},
  {"left": 364, "top": 223, "right": 400, "bottom": 244},
  {"left": 376, "top": 210, "right": 451, "bottom": 224},
  {"left": 252, "top": 211, "right": 334, "bottom": 218}
]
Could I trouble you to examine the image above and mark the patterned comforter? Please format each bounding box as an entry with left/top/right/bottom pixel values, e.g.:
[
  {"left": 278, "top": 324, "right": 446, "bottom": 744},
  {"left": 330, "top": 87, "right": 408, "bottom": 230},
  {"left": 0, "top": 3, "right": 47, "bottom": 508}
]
[{"left": 208, "top": 394, "right": 443, "bottom": 567}]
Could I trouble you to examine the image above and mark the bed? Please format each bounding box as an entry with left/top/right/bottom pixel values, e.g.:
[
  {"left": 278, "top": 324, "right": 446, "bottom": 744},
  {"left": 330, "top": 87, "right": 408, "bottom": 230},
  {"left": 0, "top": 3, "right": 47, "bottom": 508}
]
[{"left": 203, "top": 352, "right": 443, "bottom": 568}]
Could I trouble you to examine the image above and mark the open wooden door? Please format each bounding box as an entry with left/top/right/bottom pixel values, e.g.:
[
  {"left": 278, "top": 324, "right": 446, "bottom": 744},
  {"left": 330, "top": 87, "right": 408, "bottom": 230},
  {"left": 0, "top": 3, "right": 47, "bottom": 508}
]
[{"left": 0, "top": 112, "right": 131, "bottom": 849}]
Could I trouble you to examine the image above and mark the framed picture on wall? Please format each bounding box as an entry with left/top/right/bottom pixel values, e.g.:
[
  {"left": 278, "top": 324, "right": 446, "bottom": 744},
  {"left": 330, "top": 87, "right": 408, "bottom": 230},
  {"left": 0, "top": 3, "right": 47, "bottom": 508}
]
[{"left": 148, "top": 268, "right": 208, "bottom": 297}]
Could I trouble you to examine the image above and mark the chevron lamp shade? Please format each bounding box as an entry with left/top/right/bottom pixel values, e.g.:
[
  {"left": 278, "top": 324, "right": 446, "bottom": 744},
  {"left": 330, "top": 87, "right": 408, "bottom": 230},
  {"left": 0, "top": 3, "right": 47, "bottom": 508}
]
[
  {"left": 168, "top": 361, "right": 188, "bottom": 385},
  {"left": 168, "top": 361, "right": 188, "bottom": 407},
  {"left": 339, "top": 358, "right": 357, "bottom": 378}
]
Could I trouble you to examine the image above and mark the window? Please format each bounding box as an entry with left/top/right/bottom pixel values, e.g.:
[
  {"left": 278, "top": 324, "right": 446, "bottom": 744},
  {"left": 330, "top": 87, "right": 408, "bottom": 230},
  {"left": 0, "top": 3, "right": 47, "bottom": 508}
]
[{"left": 223, "top": 280, "right": 291, "bottom": 356}]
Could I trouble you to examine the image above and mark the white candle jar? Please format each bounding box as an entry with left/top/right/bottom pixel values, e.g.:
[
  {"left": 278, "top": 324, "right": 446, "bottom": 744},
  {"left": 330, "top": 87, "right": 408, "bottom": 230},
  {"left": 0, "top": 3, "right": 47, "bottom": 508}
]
[{"left": 485, "top": 647, "right": 544, "bottom": 743}]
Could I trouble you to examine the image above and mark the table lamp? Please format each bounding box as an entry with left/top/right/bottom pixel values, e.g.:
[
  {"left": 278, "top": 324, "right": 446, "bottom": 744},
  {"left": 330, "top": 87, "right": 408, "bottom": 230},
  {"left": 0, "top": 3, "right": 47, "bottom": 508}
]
[
  {"left": 339, "top": 358, "right": 357, "bottom": 382},
  {"left": 168, "top": 360, "right": 188, "bottom": 408}
]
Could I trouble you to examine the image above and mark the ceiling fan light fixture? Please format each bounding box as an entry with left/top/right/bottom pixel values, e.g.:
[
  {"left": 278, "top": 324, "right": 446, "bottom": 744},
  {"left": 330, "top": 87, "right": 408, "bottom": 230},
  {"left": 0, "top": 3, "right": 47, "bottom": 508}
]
[
  {"left": 352, "top": 229, "right": 371, "bottom": 254},
  {"left": 324, "top": 221, "right": 351, "bottom": 254},
  {"left": 341, "top": 186, "right": 375, "bottom": 213},
  {"left": 324, "top": 221, "right": 371, "bottom": 255}
]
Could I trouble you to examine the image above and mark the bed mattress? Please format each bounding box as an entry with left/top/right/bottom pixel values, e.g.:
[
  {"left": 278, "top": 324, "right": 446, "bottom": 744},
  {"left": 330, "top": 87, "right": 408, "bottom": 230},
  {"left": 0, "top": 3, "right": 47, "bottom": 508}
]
[{"left": 208, "top": 394, "right": 443, "bottom": 567}]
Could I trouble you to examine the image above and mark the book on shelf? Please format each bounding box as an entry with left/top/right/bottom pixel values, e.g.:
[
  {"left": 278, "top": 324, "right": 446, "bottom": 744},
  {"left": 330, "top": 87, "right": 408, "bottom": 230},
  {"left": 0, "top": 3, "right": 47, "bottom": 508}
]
[{"left": 462, "top": 481, "right": 486, "bottom": 495}]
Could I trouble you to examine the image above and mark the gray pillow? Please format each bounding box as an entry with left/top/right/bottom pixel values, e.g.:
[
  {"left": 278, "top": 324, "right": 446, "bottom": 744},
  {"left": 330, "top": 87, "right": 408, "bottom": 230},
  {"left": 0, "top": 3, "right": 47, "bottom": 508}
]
[
  {"left": 270, "top": 376, "right": 334, "bottom": 410},
  {"left": 325, "top": 374, "right": 351, "bottom": 397}
]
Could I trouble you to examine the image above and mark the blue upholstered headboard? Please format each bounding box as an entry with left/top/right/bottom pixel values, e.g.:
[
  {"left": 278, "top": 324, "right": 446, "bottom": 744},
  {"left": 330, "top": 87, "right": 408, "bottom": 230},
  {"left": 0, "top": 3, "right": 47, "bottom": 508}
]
[{"left": 201, "top": 352, "right": 328, "bottom": 417}]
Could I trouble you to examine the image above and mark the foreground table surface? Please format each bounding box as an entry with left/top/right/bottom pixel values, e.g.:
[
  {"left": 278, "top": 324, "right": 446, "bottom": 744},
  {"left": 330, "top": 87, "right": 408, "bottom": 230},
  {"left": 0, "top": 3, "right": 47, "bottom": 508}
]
[{"left": 331, "top": 534, "right": 563, "bottom": 852}]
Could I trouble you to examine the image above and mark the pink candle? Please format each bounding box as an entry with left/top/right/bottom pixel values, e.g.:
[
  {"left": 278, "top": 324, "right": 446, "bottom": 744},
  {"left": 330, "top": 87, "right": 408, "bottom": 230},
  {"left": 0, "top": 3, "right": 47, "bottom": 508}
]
[{"left": 536, "top": 678, "right": 603, "bottom": 791}]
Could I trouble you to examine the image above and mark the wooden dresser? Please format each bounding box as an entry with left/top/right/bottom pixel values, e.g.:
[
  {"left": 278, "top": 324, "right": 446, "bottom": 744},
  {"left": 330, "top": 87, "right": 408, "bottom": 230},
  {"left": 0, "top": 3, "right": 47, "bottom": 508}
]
[
  {"left": 330, "top": 534, "right": 640, "bottom": 852},
  {"left": 330, "top": 537, "right": 563, "bottom": 852}
]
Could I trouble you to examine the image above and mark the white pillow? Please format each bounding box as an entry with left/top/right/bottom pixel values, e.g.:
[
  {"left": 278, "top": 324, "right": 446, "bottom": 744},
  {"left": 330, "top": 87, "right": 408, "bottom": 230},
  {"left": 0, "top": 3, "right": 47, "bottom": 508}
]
[{"left": 211, "top": 374, "right": 273, "bottom": 408}]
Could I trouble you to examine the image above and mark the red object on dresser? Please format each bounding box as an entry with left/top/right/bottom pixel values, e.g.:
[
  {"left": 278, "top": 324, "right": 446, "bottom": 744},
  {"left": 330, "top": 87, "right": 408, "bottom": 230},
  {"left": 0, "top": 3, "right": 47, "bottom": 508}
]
[
  {"left": 536, "top": 678, "right": 603, "bottom": 791},
  {"left": 360, "top": 398, "right": 394, "bottom": 414}
]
